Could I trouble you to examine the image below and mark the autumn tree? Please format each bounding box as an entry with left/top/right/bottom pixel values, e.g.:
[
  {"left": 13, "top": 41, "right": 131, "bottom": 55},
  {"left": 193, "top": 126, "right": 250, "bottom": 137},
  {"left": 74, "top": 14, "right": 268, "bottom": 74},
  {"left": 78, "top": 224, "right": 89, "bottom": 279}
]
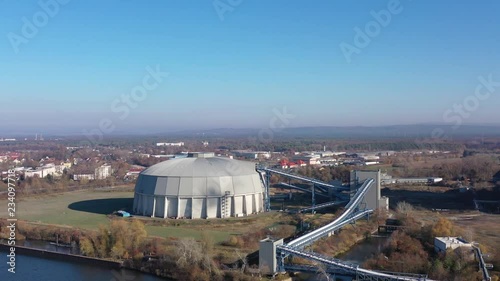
[
  {"left": 365, "top": 231, "right": 429, "bottom": 274},
  {"left": 95, "top": 225, "right": 111, "bottom": 258},
  {"left": 79, "top": 236, "right": 95, "bottom": 257},
  {"left": 431, "top": 217, "right": 454, "bottom": 237},
  {"left": 79, "top": 219, "right": 147, "bottom": 259},
  {"left": 129, "top": 219, "right": 147, "bottom": 252}
]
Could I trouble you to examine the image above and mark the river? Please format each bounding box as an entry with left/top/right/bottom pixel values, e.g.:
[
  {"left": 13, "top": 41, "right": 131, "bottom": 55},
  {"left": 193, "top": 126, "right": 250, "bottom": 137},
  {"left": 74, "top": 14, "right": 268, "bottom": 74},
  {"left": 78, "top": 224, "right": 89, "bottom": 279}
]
[
  {"left": 336, "top": 235, "right": 389, "bottom": 264},
  {"left": 0, "top": 240, "right": 168, "bottom": 281},
  {"left": 0, "top": 236, "right": 389, "bottom": 281}
]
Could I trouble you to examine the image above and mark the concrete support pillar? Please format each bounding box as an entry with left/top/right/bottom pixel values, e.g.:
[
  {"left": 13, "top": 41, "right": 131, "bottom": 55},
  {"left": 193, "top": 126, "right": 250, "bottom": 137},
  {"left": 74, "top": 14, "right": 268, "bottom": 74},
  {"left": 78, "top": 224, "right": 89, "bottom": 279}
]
[
  {"left": 151, "top": 197, "right": 156, "bottom": 218},
  {"left": 191, "top": 197, "right": 194, "bottom": 219},
  {"left": 243, "top": 195, "right": 247, "bottom": 215},
  {"left": 164, "top": 197, "right": 168, "bottom": 218},
  {"left": 177, "top": 197, "right": 180, "bottom": 219}
]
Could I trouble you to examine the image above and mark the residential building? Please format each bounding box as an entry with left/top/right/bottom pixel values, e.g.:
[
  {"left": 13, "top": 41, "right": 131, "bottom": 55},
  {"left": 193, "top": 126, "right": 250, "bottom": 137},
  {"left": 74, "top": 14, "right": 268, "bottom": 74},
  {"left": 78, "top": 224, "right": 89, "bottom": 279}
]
[
  {"left": 125, "top": 166, "right": 145, "bottom": 180},
  {"left": 95, "top": 164, "right": 112, "bottom": 180},
  {"left": 62, "top": 161, "right": 73, "bottom": 169},
  {"left": 0, "top": 152, "right": 21, "bottom": 163},
  {"left": 72, "top": 164, "right": 112, "bottom": 181},
  {"left": 24, "top": 164, "right": 57, "bottom": 178},
  {"left": 73, "top": 174, "right": 96, "bottom": 181}
]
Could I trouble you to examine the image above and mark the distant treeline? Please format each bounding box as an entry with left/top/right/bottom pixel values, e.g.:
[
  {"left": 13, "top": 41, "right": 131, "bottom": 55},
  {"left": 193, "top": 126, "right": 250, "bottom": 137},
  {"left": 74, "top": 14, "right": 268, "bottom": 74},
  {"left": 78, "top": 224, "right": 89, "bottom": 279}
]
[{"left": 336, "top": 142, "right": 465, "bottom": 152}]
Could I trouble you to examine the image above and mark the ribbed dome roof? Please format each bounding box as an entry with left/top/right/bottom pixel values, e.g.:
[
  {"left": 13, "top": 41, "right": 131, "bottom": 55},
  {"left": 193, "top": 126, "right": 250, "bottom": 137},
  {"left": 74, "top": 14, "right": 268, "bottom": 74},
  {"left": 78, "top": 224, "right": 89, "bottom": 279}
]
[{"left": 141, "top": 155, "right": 257, "bottom": 178}]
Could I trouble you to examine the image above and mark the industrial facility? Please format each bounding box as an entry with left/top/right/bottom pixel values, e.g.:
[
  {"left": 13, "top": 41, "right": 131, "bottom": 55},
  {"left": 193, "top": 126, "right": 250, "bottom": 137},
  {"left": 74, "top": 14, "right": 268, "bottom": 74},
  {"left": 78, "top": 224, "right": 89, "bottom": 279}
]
[{"left": 132, "top": 152, "right": 264, "bottom": 219}]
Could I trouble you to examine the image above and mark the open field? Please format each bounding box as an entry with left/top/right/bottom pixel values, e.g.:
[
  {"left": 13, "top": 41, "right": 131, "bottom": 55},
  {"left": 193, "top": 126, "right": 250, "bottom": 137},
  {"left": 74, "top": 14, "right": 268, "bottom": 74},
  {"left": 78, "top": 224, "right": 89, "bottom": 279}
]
[
  {"left": 447, "top": 212, "right": 500, "bottom": 277},
  {"left": 449, "top": 212, "right": 500, "bottom": 250},
  {"left": 0, "top": 189, "right": 287, "bottom": 244},
  {"left": 0, "top": 189, "right": 133, "bottom": 229}
]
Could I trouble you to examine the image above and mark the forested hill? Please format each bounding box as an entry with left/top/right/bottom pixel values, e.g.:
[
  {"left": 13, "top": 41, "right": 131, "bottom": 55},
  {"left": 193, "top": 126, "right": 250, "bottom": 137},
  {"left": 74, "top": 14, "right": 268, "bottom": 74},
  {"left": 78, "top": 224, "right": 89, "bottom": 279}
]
[{"left": 169, "top": 124, "right": 500, "bottom": 139}]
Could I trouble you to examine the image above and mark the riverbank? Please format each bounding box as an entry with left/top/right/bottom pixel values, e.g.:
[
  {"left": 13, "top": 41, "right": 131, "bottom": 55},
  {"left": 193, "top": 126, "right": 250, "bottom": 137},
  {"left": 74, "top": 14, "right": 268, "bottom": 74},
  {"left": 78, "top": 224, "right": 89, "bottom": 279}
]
[
  {"left": 0, "top": 241, "right": 173, "bottom": 280},
  {"left": 0, "top": 243, "right": 122, "bottom": 269},
  {"left": 0, "top": 252, "right": 166, "bottom": 281}
]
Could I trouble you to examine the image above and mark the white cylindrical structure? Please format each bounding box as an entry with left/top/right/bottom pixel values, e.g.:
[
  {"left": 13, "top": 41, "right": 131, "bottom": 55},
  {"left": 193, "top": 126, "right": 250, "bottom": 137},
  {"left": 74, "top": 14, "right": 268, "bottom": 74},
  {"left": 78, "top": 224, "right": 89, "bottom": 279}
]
[{"left": 133, "top": 152, "right": 264, "bottom": 219}]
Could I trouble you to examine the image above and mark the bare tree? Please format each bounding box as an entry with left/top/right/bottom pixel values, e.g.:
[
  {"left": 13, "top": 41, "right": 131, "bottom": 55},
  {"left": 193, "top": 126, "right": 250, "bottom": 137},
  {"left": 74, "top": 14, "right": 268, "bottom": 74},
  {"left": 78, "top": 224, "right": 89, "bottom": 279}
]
[
  {"left": 234, "top": 249, "right": 248, "bottom": 273},
  {"left": 313, "top": 260, "right": 331, "bottom": 281},
  {"left": 174, "top": 238, "right": 203, "bottom": 269},
  {"left": 173, "top": 237, "right": 218, "bottom": 276},
  {"left": 396, "top": 201, "right": 414, "bottom": 217}
]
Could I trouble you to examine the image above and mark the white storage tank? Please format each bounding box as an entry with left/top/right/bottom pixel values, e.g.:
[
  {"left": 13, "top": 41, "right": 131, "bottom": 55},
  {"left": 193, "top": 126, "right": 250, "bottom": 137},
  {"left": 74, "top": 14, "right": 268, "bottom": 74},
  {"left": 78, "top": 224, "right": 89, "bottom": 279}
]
[{"left": 133, "top": 152, "right": 264, "bottom": 219}]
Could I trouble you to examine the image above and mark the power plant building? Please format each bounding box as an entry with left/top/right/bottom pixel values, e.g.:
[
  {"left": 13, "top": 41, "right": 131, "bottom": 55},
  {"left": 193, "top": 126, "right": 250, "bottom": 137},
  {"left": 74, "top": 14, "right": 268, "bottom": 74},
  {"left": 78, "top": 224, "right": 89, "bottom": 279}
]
[
  {"left": 350, "top": 170, "right": 389, "bottom": 211},
  {"left": 133, "top": 152, "right": 264, "bottom": 219}
]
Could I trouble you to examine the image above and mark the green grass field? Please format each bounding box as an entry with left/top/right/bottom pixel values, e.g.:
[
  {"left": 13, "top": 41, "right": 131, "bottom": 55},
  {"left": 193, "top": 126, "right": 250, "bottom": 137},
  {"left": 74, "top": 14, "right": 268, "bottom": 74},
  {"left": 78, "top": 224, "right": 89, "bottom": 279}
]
[
  {"left": 0, "top": 190, "right": 132, "bottom": 229},
  {"left": 0, "top": 189, "right": 265, "bottom": 243}
]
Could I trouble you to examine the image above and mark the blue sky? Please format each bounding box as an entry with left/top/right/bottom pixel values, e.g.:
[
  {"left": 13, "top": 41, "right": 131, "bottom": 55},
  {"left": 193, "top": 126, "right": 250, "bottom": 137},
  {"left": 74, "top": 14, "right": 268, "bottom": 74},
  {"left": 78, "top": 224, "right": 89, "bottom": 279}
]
[{"left": 0, "top": 0, "right": 499, "bottom": 134}]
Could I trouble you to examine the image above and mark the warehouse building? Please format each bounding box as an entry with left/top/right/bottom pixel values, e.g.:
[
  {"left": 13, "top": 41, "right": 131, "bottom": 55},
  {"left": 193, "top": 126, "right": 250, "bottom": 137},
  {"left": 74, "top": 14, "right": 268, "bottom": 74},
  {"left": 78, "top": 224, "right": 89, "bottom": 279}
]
[{"left": 133, "top": 152, "right": 264, "bottom": 219}]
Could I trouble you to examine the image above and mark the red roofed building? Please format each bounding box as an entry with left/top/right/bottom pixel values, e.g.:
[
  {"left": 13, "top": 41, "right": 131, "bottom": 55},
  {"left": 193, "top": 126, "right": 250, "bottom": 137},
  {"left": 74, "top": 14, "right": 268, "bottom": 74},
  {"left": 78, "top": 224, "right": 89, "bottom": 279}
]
[{"left": 7, "top": 152, "right": 20, "bottom": 160}]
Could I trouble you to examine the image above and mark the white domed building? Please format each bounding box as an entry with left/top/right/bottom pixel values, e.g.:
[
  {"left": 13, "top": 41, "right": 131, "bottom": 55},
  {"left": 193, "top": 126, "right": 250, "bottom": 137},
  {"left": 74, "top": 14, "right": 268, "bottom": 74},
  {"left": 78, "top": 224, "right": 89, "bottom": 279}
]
[{"left": 132, "top": 152, "right": 264, "bottom": 219}]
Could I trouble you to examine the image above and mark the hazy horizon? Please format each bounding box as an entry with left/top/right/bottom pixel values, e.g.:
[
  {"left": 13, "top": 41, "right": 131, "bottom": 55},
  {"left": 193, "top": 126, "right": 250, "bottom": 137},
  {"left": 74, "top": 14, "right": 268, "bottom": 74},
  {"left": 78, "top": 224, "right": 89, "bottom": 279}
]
[{"left": 2, "top": 123, "right": 500, "bottom": 139}]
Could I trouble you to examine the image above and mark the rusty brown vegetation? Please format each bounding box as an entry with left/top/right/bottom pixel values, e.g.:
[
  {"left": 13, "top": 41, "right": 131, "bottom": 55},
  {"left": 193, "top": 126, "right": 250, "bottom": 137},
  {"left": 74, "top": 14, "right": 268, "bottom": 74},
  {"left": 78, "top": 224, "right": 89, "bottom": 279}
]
[{"left": 363, "top": 207, "right": 497, "bottom": 280}]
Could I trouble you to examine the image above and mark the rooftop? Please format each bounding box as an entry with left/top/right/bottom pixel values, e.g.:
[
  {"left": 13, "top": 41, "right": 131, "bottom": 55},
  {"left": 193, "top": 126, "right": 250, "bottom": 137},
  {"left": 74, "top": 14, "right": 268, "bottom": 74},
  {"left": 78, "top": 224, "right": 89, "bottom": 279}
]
[
  {"left": 141, "top": 154, "right": 257, "bottom": 177},
  {"left": 435, "top": 236, "right": 470, "bottom": 245}
]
